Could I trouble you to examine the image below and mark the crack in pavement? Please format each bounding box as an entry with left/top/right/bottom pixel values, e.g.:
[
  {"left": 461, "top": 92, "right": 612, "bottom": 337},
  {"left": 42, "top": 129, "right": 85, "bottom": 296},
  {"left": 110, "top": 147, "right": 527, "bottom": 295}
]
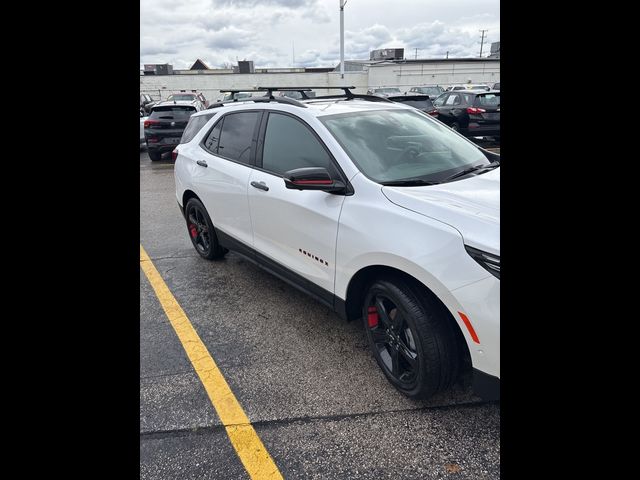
[{"left": 140, "top": 400, "right": 496, "bottom": 440}]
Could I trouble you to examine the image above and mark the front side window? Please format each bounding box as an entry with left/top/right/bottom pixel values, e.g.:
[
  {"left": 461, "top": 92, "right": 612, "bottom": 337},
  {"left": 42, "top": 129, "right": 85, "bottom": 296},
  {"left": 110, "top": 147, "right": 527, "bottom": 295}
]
[
  {"left": 262, "top": 113, "right": 336, "bottom": 176},
  {"left": 445, "top": 94, "right": 460, "bottom": 105},
  {"left": 433, "top": 95, "right": 447, "bottom": 107},
  {"left": 216, "top": 112, "right": 260, "bottom": 164},
  {"left": 320, "top": 109, "right": 489, "bottom": 184}
]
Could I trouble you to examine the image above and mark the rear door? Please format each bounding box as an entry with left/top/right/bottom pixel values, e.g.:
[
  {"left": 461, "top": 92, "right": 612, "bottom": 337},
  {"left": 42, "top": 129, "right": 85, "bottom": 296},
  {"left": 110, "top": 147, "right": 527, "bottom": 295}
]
[
  {"left": 436, "top": 93, "right": 463, "bottom": 125},
  {"left": 190, "top": 111, "right": 262, "bottom": 250},
  {"left": 247, "top": 112, "right": 346, "bottom": 300}
]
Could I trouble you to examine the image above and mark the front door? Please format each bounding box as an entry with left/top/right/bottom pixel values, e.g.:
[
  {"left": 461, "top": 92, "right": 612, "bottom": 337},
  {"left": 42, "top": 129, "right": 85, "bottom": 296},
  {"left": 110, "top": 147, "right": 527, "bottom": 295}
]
[{"left": 247, "top": 112, "right": 346, "bottom": 298}]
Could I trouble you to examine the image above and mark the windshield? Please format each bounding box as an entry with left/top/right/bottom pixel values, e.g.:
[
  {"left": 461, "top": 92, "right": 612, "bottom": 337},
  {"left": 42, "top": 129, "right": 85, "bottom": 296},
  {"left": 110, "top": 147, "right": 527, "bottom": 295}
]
[
  {"left": 167, "top": 94, "right": 196, "bottom": 101},
  {"left": 376, "top": 88, "right": 401, "bottom": 93},
  {"left": 320, "top": 109, "right": 488, "bottom": 184}
]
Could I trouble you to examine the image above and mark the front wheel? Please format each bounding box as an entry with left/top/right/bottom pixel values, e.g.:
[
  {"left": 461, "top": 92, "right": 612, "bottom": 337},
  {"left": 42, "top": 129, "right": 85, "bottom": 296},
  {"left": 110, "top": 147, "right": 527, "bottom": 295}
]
[
  {"left": 362, "top": 278, "right": 461, "bottom": 399},
  {"left": 185, "top": 198, "right": 227, "bottom": 260},
  {"left": 451, "top": 122, "right": 460, "bottom": 132},
  {"left": 148, "top": 150, "right": 162, "bottom": 161}
]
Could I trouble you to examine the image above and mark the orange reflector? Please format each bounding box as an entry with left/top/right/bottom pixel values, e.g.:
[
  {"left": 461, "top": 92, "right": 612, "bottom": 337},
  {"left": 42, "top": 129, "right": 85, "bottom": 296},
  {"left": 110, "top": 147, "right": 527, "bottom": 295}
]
[{"left": 458, "top": 311, "right": 480, "bottom": 344}]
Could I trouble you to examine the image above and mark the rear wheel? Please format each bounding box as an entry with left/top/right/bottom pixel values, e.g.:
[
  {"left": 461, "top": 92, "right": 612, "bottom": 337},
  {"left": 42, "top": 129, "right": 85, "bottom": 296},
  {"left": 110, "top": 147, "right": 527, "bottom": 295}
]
[
  {"left": 362, "top": 278, "right": 461, "bottom": 399},
  {"left": 148, "top": 150, "right": 162, "bottom": 161},
  {"left": 185, "top": 198, "right": 227, "bottom": 260}
]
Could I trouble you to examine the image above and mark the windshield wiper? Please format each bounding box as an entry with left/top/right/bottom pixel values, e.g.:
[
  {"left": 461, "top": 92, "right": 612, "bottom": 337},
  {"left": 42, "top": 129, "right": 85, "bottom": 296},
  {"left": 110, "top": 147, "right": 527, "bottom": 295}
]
[
  {"left": 442, "top": 160, "right": 500, "bottom": 182},
  {"left": 380, "top": 178, "right": 438, "bottom": 187}
]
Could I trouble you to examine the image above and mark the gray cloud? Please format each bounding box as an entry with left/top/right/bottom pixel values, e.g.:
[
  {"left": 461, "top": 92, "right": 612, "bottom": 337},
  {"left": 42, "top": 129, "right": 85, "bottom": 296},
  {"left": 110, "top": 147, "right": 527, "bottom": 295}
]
[
  {"left": 204, "top": 27, "right": 255, "bottom": 49},
  {"left": 141, "top": 0, "right": 499, "bottom": 69},
  {"left": 212, "top": 0, "right": 316, "bottom": 7}
]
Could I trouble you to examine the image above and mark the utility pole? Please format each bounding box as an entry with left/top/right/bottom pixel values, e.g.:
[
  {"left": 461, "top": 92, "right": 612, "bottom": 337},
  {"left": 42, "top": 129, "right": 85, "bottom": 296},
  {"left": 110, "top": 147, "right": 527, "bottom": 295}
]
[
  {"left": 414, "top": 48, "right": 419, "bottom": 60},
  {"left": 446, "top": 51, "right": 449, "bottom": 59},
  {"left": 292, "top": 41, "right": 295, "bottom": 67},
  {"left": 479, "top": 29, "right": 488, "bottom": 57},
  {"left": 340, "top": 0, "right": 347, "bottom": 79}
]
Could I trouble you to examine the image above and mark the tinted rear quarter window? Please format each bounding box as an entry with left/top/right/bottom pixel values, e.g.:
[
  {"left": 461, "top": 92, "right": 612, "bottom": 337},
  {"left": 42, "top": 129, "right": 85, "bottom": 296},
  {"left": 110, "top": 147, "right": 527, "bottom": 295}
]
[
  {"left": 216, "top": 112, "right": 260, "bottom": 164},
  {"left": 181, "top": 114, "right": 215, "bottom": 143}
]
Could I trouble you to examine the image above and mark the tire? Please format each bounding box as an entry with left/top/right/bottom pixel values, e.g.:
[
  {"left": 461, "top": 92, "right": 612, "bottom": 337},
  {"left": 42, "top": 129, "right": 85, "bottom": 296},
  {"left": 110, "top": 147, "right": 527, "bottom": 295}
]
[
  {"left": 184, "top": 198, "right": 227, "bottom": 260},
  {"left": 451, "top": 122, "right": 460, "bottom": 132},
  {"left": 362, "top": 278, "right": 461, "bottom": 399},
  {"left": 148, "top": 150, "right": 162, "bottom": 162}
]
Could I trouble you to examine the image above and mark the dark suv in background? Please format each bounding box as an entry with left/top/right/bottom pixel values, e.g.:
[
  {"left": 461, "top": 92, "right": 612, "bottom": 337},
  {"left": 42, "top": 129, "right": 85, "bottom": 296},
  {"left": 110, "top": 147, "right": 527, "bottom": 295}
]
[
  {"left": 144, "top": 103, "right": 200, "bottom": 161},
  {"left": 432, "top": 90, "right": 500, "bottom": 139}
]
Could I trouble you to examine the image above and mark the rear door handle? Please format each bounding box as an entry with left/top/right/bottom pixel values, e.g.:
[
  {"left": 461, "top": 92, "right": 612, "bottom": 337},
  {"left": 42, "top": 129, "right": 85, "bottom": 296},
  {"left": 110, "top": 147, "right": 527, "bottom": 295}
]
[
  {"left": 196, "top": 160, "right": 207, "bottom": 167},
  {"left": 250, "top": 181, "right": 269, "bottom": 191}
]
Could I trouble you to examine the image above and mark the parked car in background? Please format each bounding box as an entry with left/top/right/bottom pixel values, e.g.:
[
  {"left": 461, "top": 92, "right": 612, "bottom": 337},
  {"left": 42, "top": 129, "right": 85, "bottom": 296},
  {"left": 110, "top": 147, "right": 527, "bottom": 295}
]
[
  {"left": 144, "top": 101, "right": 203, "bottom": 161},
  {"left": 446, "top": 84, "right": 491, "bottom": 92},
  {"left": 140, "top": 93, "right": 157, "bottom": 115},
  {"left": 407, "top": 86, "right": 445, "bottom": 98},
  {"left": 492, "top": 82, "right": 500, "bottom": 91},
  {"left": 386, "top": 95, "right": 439, "bottom": 117},
  {"left": 166, "top": 90, "right": 209, "bottom": 109},
  {"left": 432, "top": 90, "right": 500, "bottom": 139},
  {"left": 366, "top": 87, "right": 402, "bottom": 97},
  {"left": 140, "top": 109, "right": 147, "bottom": 146}
]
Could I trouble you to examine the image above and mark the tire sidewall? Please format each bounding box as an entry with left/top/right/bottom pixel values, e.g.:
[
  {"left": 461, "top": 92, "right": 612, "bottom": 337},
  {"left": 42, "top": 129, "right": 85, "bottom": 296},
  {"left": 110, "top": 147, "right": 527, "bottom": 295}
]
[
  {"left": 362, "top": 281, "right": 430, "bottom": 398},
  {"left": 185, "top": 198, "right": 218, "bottom": 260}
]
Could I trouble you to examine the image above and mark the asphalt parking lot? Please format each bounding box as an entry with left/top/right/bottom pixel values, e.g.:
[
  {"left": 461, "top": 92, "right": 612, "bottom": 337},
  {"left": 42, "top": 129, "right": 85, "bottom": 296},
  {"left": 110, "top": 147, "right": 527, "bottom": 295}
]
[{"left": 139, "top": 146, "right": 500, "bottom": 479}]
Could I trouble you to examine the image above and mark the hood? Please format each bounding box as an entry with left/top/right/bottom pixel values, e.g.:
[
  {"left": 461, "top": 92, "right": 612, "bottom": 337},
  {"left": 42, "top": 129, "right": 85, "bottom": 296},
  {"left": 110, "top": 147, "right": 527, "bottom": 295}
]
[{"left": 381, "top": 168, "right": 500, "bottom": 255}]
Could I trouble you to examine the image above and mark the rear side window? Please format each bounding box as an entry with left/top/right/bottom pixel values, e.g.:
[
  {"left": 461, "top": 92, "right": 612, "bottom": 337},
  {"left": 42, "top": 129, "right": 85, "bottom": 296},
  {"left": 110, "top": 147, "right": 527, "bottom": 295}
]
[
  {"left": 181, "top": 113, "right": 215, "bottom": 144},
  {"left": 261, "top": 113, "right": 336, "bottom": 176},
  {"left": 150, "top": 106, "right": 196, "bottom": 120},
  {"left": 216, "top": 112, "right": 260, "bottom": 165},
  {"left": 475, "top": 94, "right": 500, "bottom": 106}
]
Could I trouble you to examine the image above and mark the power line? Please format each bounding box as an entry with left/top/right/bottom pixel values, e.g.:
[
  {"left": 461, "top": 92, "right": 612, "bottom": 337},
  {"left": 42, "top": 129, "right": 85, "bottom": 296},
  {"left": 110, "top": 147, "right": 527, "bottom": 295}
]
[{"left": 479, "top": 29, "right": 488, "bottom": 58}]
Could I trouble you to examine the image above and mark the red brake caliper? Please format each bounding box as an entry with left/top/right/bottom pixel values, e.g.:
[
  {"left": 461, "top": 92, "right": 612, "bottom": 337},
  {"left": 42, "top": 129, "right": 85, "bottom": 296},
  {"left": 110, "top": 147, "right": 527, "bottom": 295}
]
[
  {"left": 367, "top": 306, "right": 379, "bottom": 327},
  {"left": 189, "top": 224, "right": 198, "bottom": 239}
]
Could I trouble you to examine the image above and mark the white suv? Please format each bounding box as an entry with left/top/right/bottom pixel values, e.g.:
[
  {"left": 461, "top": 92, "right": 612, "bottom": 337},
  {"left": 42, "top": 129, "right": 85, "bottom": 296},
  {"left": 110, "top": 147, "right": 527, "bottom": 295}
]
[{"left": 174, "top": 92, "right": 500, "bottom": 400}]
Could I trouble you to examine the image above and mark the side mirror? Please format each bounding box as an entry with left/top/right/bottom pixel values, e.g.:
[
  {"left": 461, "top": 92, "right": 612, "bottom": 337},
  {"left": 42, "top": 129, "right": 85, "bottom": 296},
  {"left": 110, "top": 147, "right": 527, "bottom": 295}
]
[{"left": 283, "top": 167, "right": 347, "bottom": 194}]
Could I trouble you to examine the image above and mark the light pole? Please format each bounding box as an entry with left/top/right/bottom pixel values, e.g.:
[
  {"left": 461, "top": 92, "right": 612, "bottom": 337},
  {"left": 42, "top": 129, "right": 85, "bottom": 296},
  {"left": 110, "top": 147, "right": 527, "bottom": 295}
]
[{"left": 340, "top": 0, "right": 347, "bottom": 79}]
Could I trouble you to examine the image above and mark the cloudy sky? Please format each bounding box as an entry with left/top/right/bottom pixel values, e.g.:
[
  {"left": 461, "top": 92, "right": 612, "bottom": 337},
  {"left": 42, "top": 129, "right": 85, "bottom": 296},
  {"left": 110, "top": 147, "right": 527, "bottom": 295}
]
[{"left": 140, "top": 0, "right": 499, "bottom": 69}]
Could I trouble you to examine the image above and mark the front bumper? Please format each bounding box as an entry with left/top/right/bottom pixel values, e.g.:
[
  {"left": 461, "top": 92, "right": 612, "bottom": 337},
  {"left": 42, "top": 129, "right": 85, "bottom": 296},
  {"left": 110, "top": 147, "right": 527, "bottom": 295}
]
[{"left": 473, "top": 368, "right": 500, "bottom": 400}]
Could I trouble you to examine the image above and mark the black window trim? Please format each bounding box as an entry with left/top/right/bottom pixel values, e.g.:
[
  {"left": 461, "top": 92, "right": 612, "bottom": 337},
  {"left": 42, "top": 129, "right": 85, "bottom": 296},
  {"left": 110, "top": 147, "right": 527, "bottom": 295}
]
[
  {"left": 254, "top": 111, "right": 350, "bottom": 187},
  {"left": 199, "top": 109, "right": 264, "bottom": 167}
]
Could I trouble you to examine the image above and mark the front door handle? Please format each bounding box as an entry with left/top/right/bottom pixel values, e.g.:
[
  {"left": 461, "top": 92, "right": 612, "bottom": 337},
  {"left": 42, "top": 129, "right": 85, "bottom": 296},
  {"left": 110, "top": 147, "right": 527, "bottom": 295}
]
[
  {"left": 250, "top": 181, "right": 269, "bottom": 191},
  {"left": 196, "top": 160, "right": 208, "bottom": 167}
]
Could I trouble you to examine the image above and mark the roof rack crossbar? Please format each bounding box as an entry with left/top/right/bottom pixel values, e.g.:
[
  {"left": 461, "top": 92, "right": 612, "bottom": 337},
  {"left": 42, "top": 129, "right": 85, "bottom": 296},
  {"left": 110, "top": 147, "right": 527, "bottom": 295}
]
[
  {"left": 309, "top": 93, "right": 393, "bottom": 103},
  {"left": 206, "top": 96, "right": 308, "bottom": 109}
]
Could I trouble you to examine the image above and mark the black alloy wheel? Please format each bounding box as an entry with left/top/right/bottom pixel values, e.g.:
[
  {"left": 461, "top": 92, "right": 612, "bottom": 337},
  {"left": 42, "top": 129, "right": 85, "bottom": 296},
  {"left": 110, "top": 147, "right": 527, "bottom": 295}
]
[
  {"left": 363, "top": 278, "right": 461, "bottom": 399},
  {"left": 185, "top": 198, "right": 227, "bottom": 260}
]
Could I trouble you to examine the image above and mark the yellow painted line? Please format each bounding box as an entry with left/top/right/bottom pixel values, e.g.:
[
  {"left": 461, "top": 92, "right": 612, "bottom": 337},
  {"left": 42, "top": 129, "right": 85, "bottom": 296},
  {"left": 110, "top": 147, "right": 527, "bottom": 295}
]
[{"left": 140, "top": 245, "right": 283, "bottom": 480}]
